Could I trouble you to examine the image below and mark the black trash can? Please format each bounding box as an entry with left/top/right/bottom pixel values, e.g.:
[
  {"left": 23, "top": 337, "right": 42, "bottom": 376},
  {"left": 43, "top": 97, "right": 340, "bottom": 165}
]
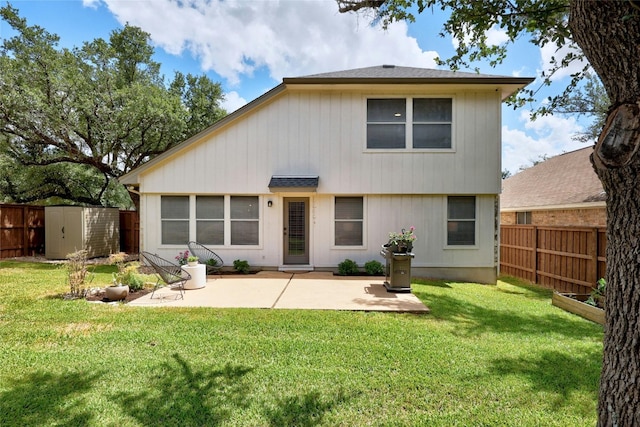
[{"left": 380, "top": 245, "right": 414, "bottom": 292}]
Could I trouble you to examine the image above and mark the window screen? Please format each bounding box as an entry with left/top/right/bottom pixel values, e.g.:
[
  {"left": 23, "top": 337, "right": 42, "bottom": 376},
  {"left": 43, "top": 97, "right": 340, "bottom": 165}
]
[
  {"left": 161, "top": 196, "right": 189, "bottom": 245},
  {"left": 335, "top": 197, "right": 363, "bottom": 246},
  {"left": 367, "top": 99, "right": 406, "bottom": 149},
  {"left": 196, "top": 196, "right": 224, "bottom": 245},
  {"left": 230, "top": 196, "right": 259, "bottom": 245},
  {"left": 447, "top": 196, "right": 476, "bottom": 245}
]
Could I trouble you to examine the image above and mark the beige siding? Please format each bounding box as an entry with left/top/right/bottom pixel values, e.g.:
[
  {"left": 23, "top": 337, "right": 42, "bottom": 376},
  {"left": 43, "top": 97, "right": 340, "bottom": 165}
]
[
  {"left": 138, "top": 85, "right": 503, "bottom": 283},
  {"left": 141, "top": 89, "right": 502, "bottom": 195},
  {"left": 144, "top": 194, "right": 497, "bottom": 274}
]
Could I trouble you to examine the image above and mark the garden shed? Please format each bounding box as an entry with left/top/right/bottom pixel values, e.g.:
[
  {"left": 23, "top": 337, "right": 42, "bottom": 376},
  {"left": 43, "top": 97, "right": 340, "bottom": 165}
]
[{"left": 44, "top": 206, "right": 119, "bottom": 259}]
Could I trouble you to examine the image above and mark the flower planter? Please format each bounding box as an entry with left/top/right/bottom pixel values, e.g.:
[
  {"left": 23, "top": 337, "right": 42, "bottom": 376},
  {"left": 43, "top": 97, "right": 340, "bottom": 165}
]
[
  {"left": 188, "top": 261, "right": 198, "bottom": 267},
  {"left": 105, "top": 285, "right": 129, "bottom": 301},
  {"left": 552, "top": 292, "right": 604, "bottom": 325}
]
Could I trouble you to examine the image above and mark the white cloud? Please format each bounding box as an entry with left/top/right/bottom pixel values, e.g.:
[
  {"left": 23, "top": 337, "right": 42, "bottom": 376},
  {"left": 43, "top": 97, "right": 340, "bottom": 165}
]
[
  {"left": 502, "top": 110, "right": 587, "bottom": 174},
  {"left": 485, "top": 26, "right": 509, "bottom": 46},
  {"left": 221, "top": 91, "right": 248, "bottom": 114},
  {"left": 539, "top": 41, "right": 589, "bottom": 81},
  {"left": 82, "top": 0, "right": 100, "bottom": 8},
  {"left": 452, "top": 23, "right": 508, "bottom": 50},
  {"left": 96, "top": 0, "right": 439, "bottom": 85}
]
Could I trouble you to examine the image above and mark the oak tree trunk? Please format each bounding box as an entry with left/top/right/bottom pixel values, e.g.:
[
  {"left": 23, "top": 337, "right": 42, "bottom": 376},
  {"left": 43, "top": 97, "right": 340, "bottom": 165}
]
[{"left": 569, "top": 1, "right": 640, "bottom": 425}]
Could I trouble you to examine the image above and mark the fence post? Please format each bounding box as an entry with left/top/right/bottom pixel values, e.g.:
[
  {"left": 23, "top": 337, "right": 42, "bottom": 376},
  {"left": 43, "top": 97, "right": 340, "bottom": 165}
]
[
  {"left": 532, "top": 226, "right": 538, "bottom": 283},
  {"left": 22, "top": 205, "right": 28, "bottom": 256},
  {"left": 589, "top": 227, "right": 598, "bottom": 287}
]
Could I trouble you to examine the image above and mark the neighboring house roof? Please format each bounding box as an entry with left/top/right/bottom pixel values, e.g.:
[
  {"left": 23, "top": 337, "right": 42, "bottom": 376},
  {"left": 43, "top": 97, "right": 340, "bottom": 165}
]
[
  {"left": 120, "top": 65, "right": 533, "bottom": 186},
  {"left": 501, "top": 147, "right": 606, "bottom": 211}
]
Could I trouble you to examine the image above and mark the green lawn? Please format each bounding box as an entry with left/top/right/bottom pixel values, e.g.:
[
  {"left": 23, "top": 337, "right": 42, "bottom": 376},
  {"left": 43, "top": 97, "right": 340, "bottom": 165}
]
[{"left": 0, "top": 261, "right": 602, "bottom": 426}]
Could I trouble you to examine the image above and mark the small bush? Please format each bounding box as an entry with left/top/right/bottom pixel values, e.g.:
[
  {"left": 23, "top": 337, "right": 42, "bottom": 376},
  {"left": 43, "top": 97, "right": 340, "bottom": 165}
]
[
  {"left": 66, "top": 249, "right": 91, "bottom": 298},
  {"left": 364, "top": 260, "right": 384, "bottom": 276},
  {"left": 338, "top": 259, "right": 359, "bottom": 276},
  {"left": 233, "top": 259, "right": 250, "bottom": 274},
  {"left": 120, "top": 263, "right": 145, "bottom": 291}
]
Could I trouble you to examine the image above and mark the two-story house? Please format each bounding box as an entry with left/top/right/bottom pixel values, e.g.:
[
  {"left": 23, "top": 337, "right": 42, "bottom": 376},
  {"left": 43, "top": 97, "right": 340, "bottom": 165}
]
[{"left": 120, "top": 65, "right": 533, "bottom": 283}]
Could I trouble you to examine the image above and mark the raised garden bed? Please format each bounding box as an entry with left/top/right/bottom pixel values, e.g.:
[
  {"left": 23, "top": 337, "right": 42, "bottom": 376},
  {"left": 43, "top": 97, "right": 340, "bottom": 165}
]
[{"left": 552, "top": 292, "right": 604, "bottom": 325}]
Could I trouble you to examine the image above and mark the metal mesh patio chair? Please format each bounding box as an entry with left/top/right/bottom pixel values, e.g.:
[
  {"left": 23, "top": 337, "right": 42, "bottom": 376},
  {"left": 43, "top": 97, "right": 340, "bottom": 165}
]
[
  {"left": 140, "top": 251, "right": 190, "bottom": 300},
  {"left": 187, "top": 241, "right": 224, "bottom": 275}
]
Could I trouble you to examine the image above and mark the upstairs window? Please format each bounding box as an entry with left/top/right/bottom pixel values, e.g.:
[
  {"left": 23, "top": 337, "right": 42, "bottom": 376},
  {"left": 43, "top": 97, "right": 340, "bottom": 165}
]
[
  {"left": 367, "top": 99, "right": 406, "bottom": 149},
  {"left": 367, "top": 97, "right": 453, "bottom": 149},
  {"left": 413, "top": 98, "right": 452, "bottom": 149}
]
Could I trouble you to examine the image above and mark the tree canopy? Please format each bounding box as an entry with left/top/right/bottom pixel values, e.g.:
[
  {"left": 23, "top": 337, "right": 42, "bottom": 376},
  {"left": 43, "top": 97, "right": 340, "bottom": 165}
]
[
  {"left": 338, "top": 1, "right": 640, "bottom": 425},
  {"left": 0, "top": 5, "right": 226, "bottom": 207}
]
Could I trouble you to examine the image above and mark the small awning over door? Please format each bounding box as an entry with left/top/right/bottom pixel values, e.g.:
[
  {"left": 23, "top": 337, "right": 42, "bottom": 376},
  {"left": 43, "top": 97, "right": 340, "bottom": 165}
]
[{"left": 268, "top": 175, "right": 319, "bottom": 192}]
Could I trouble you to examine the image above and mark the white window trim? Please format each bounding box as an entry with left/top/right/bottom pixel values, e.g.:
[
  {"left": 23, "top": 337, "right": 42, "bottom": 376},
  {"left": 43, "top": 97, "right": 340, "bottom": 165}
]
[
  {"left": 331, "top": 196, "right": 367, "bottom": 249},
  {"left": 364, "top": 95, "right": 456, "bottom": 152},
  {"left": 160, "top": 194, "right": 263, "bottom": 249},
  {"left": 444, "top": 195, "right": 479, "bottom": 249}
]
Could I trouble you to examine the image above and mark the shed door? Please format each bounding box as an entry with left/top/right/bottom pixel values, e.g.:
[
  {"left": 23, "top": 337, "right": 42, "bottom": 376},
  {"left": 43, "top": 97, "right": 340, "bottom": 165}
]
[
  {"left": 45, "top": 208, "right": 64, "bottom": 259},
  {"left": 63, "top": 208, "right": 83, "bottom": 255},
  {"left": 283, "top": 198, "right": 309, "bottom": 264}
]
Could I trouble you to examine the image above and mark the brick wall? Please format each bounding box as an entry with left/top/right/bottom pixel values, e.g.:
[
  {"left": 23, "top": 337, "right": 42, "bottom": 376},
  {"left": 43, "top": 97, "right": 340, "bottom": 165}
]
[{"left": 500, "top": 207, "right": 606, "bottom": 227}]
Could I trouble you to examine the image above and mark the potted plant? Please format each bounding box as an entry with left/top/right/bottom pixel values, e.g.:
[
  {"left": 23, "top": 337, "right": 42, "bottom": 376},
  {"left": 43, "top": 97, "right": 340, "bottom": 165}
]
[
  {"left": 387, "top": 226, "right": 417, "bottom": 253},
  {"left": 106, "top": 252, "right": 129, "bottom": 301},
  {"left": 175, "top": 250, "right": 190, "bottom": 266},
  {"left": 187, "top": 255, "right": 199, "bottom": 267}
]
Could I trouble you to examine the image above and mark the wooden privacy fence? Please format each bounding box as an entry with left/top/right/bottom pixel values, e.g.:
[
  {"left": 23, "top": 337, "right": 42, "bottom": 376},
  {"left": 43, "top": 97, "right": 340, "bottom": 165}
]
[
  {"left": 500, "top": 225, "right": 606, "bottom": 294},
  {"left": 0, "top": 204, "right": 45, "bottom": 258},
  {"left": 119, "top": 210, "right": 140, "bottom": 255},
  {"left": 0, "top": 204, "right": 140, "bottom": 259}
]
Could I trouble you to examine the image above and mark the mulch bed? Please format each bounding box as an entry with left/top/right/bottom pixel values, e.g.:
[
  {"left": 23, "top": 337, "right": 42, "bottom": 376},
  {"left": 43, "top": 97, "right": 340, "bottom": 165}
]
[{"left": 85, "top": 288, "right": 153, "bottom": 303}]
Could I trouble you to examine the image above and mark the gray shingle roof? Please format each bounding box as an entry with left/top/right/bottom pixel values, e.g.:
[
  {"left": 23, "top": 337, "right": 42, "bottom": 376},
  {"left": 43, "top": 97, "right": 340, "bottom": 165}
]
[
  {"left": 285, "top": 65, "right": 534, "bottom": 84},
  {"left": 268, "top": 175, "right": 319, "bottom": 189},
  {"left": 501, "top": 147, "right": 606, "bottom": 210}
]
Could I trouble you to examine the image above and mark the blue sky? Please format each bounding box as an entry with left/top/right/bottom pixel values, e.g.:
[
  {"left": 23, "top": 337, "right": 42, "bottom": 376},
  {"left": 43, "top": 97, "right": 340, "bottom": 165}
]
[{"left": 1, "top": 0, "right": 592, "bottom": 174}]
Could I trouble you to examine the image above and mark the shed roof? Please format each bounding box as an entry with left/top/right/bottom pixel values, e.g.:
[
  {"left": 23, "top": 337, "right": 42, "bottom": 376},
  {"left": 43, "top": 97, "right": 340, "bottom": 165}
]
[{"left": 501, "top": 147, "right": 606, "bottom": 211}]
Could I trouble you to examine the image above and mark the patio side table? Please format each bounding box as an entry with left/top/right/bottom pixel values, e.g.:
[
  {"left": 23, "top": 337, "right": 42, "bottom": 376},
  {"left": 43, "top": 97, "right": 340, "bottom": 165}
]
[{"left": 180, "top": 264, "right": 206, "bottom": 289}]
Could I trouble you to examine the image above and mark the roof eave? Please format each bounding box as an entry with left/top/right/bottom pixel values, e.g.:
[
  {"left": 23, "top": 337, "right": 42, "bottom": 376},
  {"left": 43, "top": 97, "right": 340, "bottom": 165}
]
[{"left": 283, "top": 77, "right": 535, "bottom": 85}]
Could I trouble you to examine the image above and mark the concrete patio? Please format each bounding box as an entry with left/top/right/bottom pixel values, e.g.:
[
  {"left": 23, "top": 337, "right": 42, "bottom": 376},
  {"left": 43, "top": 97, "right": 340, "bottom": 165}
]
[{"left": 129, "top": 271, "right": 430, "bottom": 313}]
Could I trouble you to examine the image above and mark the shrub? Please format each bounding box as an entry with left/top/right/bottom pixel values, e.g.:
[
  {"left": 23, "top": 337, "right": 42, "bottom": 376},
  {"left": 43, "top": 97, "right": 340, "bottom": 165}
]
[
  {"left": 66, "top": 249, "right": 91, "bottom": 298},
  {"left": 364, "top": 260, "right": 384, "bottom": 276},
  {"left": 586, "top": 277, "right": 606, "bottom": 307},
  {"left": 338, "top": 259, "right": 359, "bottom": 276},
  {"left": 120, "top": 263, "right": 145, "bottom": 291},
  {"left": 233, "top": 259, "right": 250, "bottom": 274}
]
